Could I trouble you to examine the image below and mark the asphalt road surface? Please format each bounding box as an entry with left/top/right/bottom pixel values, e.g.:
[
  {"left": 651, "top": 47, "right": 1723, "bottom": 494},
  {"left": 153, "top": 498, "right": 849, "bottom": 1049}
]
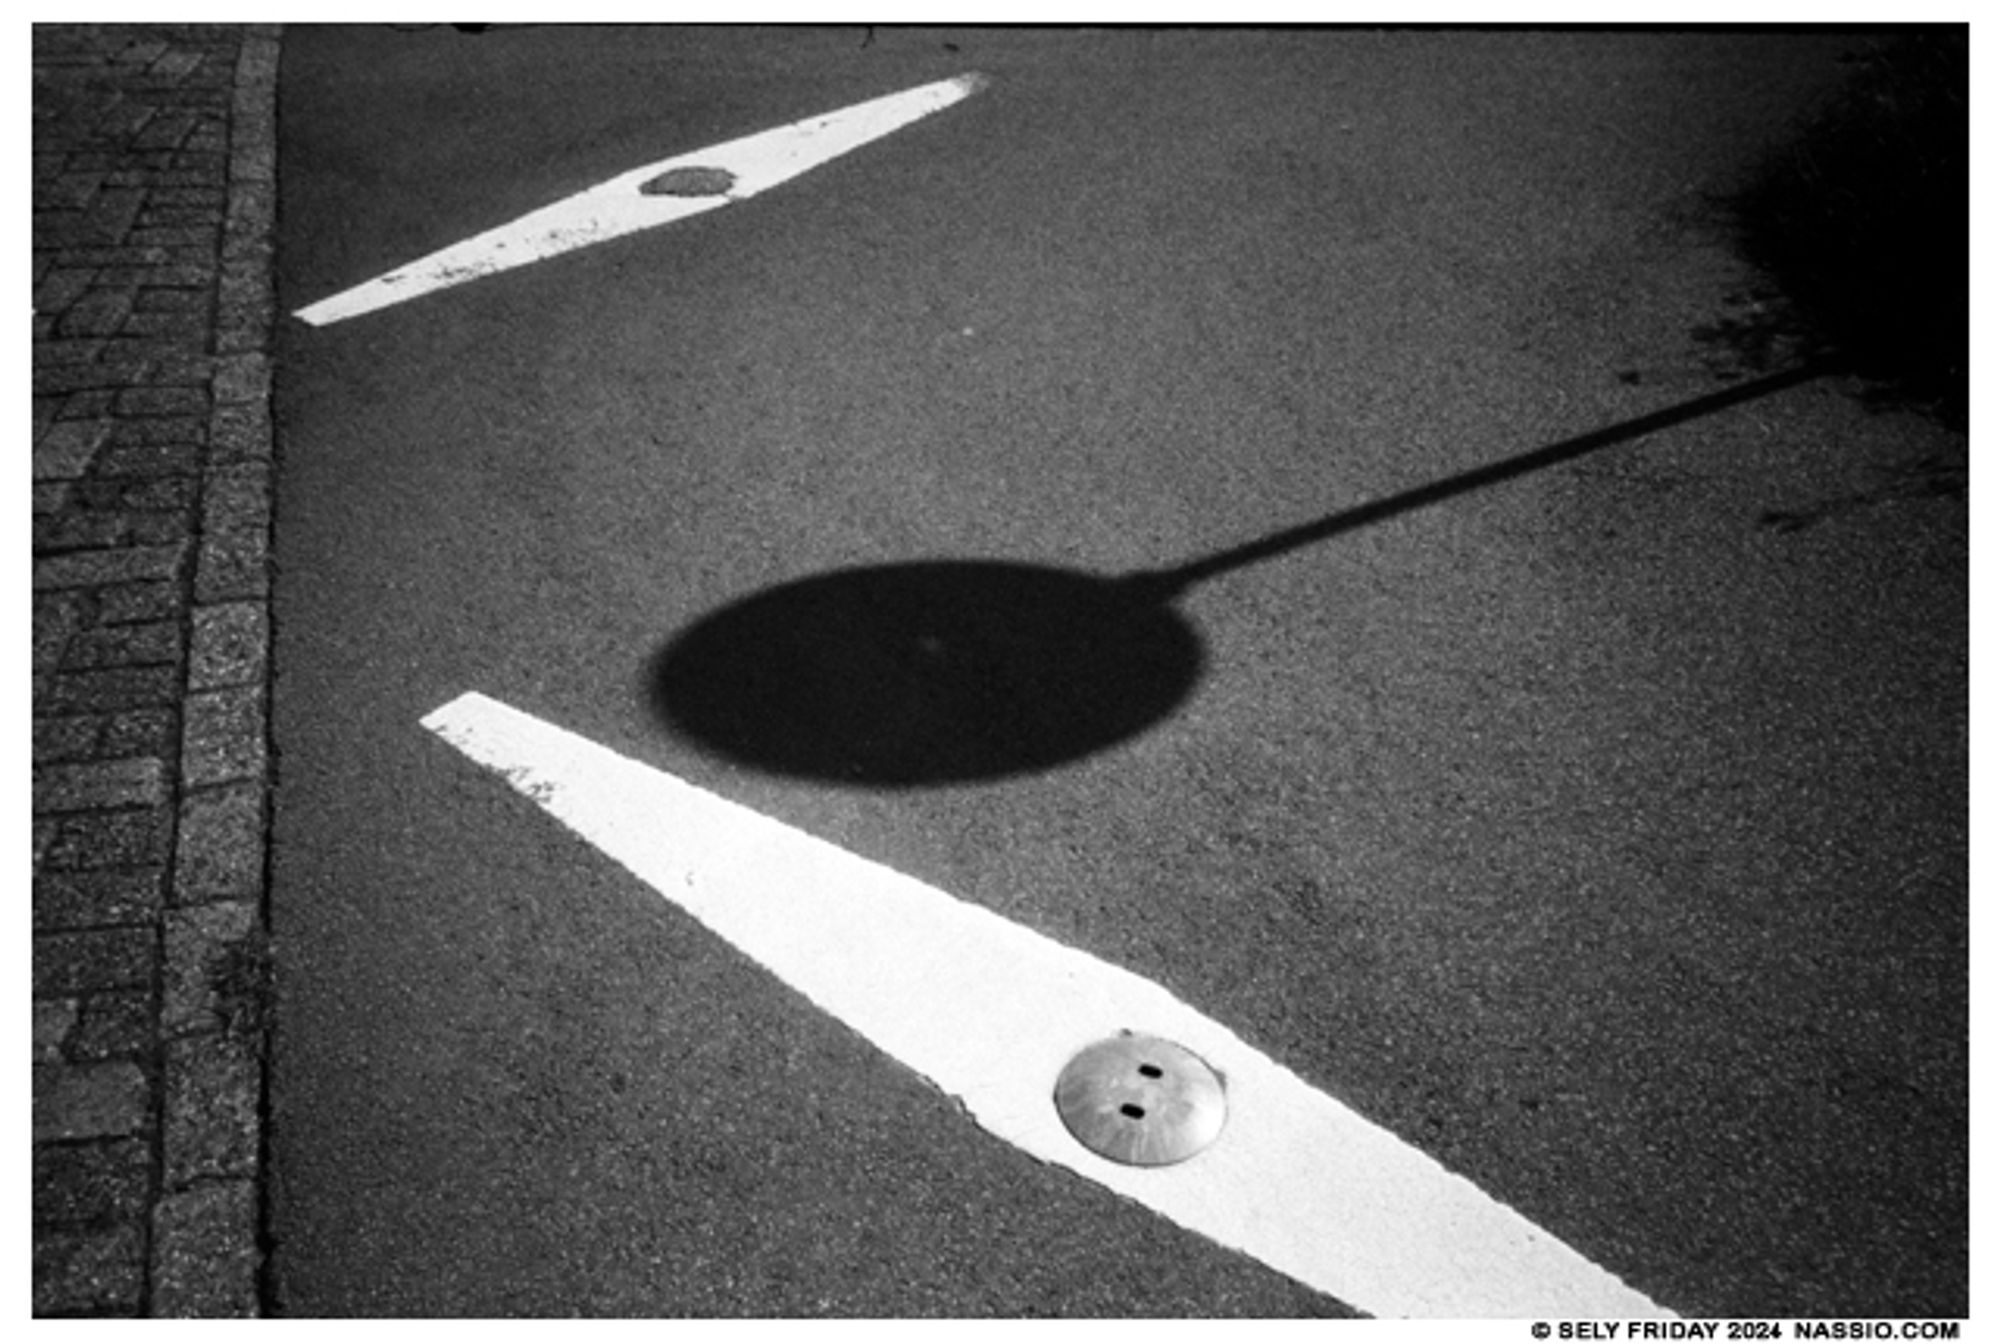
[{"left": 269, "top": 26, "right": 1967, "bottom": 1317}]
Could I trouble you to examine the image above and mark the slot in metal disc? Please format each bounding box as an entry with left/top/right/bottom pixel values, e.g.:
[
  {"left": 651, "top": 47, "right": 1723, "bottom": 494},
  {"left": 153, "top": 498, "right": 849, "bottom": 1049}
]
[{"left": 1054, "top": 1033, "right": 1227, "bottom": 1167}]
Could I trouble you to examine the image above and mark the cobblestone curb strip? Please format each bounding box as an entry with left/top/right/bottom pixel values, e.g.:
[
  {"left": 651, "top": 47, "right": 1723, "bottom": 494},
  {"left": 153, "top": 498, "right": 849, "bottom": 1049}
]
[{"left": 33, "top": 24, "right": 280, "bottom": 1318}]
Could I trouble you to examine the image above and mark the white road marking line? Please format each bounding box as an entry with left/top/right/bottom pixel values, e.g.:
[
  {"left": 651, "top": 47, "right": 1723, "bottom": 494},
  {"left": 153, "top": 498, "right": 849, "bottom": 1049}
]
[
  {"left": 294, "top": 73, "right": 988, "bottom": 326},
  {"left": 421, "top": 690, "right": 1676, "bottom": 1319}
]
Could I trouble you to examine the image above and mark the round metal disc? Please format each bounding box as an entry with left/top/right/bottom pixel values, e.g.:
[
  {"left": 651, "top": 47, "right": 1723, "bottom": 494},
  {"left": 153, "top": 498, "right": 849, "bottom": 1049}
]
[
  {"left": 638, "top": 165, "right": 736, "bottom": 197},
  {"left": 1054, "top": 1033, "right": 1227, "bottom": 1166}
]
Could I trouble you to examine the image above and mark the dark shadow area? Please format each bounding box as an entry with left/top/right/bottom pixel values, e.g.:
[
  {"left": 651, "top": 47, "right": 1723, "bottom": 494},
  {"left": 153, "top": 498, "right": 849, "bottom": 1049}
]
[
  {"left": 646, "top": 365, "right": 1826, "bottom": 787},
  {"left": 649, "top": 562, "right": 1204, "bottom": 786},
  {"left": 1715, "top": 29, "right": 1966, "bottom": 429}
]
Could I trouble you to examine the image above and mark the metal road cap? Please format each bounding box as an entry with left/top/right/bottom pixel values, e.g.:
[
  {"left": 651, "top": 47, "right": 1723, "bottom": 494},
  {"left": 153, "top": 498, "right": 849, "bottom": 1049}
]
[
  {"left": 1054, "top": 1033, "right": 1227, "bottom": 1167},
  {"left": 639, "top": 165, "right": 737, "bottom": 197}
]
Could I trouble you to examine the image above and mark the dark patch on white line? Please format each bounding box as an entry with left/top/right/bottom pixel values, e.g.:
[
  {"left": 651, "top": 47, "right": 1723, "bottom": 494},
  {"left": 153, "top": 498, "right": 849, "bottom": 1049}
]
[{"left": 640, "top": 165, "right": 736, "bottom": 197}]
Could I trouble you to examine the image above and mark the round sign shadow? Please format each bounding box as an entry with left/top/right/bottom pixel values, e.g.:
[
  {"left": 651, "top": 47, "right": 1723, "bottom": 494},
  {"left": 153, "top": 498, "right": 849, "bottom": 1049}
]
[{"left": 645, "top": 561, "right": 1204, "bottom": 787}]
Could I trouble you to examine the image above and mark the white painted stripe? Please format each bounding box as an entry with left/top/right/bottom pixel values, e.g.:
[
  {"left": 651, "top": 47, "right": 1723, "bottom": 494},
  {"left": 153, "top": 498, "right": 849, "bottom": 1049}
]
[
  {"left": 422, "top": 691, "right": 1676, "bottom": 1319},
  {"left": 294, "top": 73, "right": 988, "bottom": 326}
]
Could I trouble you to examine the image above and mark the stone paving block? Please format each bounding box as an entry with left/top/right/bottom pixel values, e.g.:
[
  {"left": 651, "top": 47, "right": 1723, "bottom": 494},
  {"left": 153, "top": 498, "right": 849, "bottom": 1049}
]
[
  {"left": 36, "top": 324, "right": 111, "bottom": 360},
  {"left": 32, "top": 707, "right": 176, "bottom": 765},
  {"left": 170, "top": 152, "right": 227, "bottom": 181},
  {"left": 36, "top": 363, "right": 128, "bottom": 397},
  {"left": 115, "top": 37, "right": 169, "bottom": 65},
  {"left": 35, "top": 268, "right": 99, "bottom": 312},
  {"left": 132, "top": 510, "right": 195, "bottom": 546},
  {"left": 231, "top": 142, "right": 276, "bottom": 190},
  {"left": 135, "top": 284, "right": 210, "bottom": 311},
  {"left": 151, "top": 49, "right": 205, "bottom": 80},
  {"left": 116, "top": 385, "right": 208, "bottom": 418},
  {"left": 99, "top": 442, "right": 204, "bottom": 477},
  {"left": 57, "top": 289, "right": 136, "bottom": 338},
  {"left": 194, "top": 532, "right": 269, "bottom": 603},
  {"left": 208, "top": 400, "right": 271, "bottom": 461},
  {"left": 35, "top": 927, "right": 157, "bottom": 996},
  {"left": 94, "top": 264, "right": 166, "bottom": 289},
  {"left": 164, "top": 1032, "right": 260, "bottom": 1182},
  {"left": 33, "top": 757, "right": 169, "bottom": 814},
  {"left": 117, "top": 308, "right": 209, "bottom": 344},
  {"left": 34, "top": 866, "right": 165, "bottom": 931},
  {"left": 35, "top": 1136, "right": 154, "bottom": 1223},
  {"left": 215, "top": 269, "right": 275, "bottom": 353},
  {"left": 35, "top": 391, "right": 63, "bottom": 435},
  {"left": 145, "top": 205, "right": 224, "bottom": 231},
  {"left": 114, "top": 474, "right": 201, "bottom": 510},
  {"left": 105, "top": 414, "right": 207, "bottom": 453},
  {"left": 44, "top": 664, "right": 182, "bottom": 715},
  {"left": 39, "top": 215, "right": 121, "bottom": 255},
  {"left": 115, "top": 169, "right": 207, "bottom": 191},
  {"left": 130, "top": 225, "right": 221, "bottom": 252},
  {"left": 36, "top": 504, "right": 189, "bottom": 554},
  {"left": 33, "top": 715, "right": 101, "bottom": 765},
  {"left": 35, "top": 999, "right": 79, "bottom": 1063},
  {"left": 54, "top": 243, "right": 175, "bottom": 269},
  {"left": 34, "top": 1061, "right": 151, "bottom": 1141},
  {"left": 36, "top": 174, "right": 105, "bottom": 211},
  {"left": 99, "top": 336, "right": 174, "bottom": 371},
  {"left": 220, "top": 234, "right": 273, "bottom": 274},
  {"left": 181, "top": 685, "right": 265, "bottom": 787},
  {"left": 152, "top": 1181, "right": 259, "bottom": 1318},
  {"left": 96, "top": 577, "right": 183, "bottom": 623},
  {"left": 32, "top": 592, "right": 85, "bottom": 673},
  {"left": 102, "top": 705, "right": 180, "bottom": 758},
  {"left": 92, "top": 186, "right": 148, "bottom": 232},
  {"left": 64, "top": 618, "right": 184, "bottom": 670},
  {"left": 162, "top": 900, "right": 257, "bottom": 1035},
  {"left": 34, "top": 1223, "right": 146, "bottom": 1316},
  {"left": 174, "top": 784, "right": 264, "bottom": 903},
  {"left": 40, "top": 807, "right": 175, "bottom": 872},
  {"left": 35, "top": 336, "right": 109, "bottom": 367},
  {"left": 122, "top": 309, "right": 210, "bottom": 339},
  {"left": 71, "top": 482, "right": 139, "bottom": 514},
  {"left": 212, "top": 351, "right": 269, "bottom": 404},
  {"left": 57, "top": 387, "right": 118, "bottom": 420},
  {"left": 92, "top": 341, "right": 177, "bottom": 376},
  {"left": 194, "top": 463, "right": 270, "bottom": 600},
  {"left": 224, "top": 178, "right": 275, "bottom": 229},
  {"left": 69, "top": 991, "right": 156, "bottom": 1061},
  {"left": 149, "top": 184, "right": 228, "bottom": 208},
  {"left": 188, "top": 601, "right": 266, "bottom": 688},
  {"left": 134, "top": 109, "right": 197, "bottom": 150},
  {"left": 201, "top": 460, "right": 268, "bottom": 525},
  {"left": 34, "top": 509, "right": 132, "bottom": 552},
  {"left": 33, "top": 542, "right": 187, "bottom": 591},
  {"left": 33, "top": 418, "right": 112, "bottom": 480},
  {"left": 141, "top": 353, "right": 218, "bottom": 387},
  {"left": 220, "top": 217, "right": 273, "bottom": 266},
  {"left": 157, "top": 242, "right": 222, "bottom": 268},
  {"left": 127, "top": 261, "right": 218, "bottom": 290}
]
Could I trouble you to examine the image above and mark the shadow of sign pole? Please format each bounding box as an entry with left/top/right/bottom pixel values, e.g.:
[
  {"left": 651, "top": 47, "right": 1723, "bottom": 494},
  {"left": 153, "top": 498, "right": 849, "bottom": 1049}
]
[
  {"left": 648, "top": 363, "right": 1831, "bottom": 787},
  {"left": 1126, "top": 362, "right": 1828, "bottom": 600}
]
